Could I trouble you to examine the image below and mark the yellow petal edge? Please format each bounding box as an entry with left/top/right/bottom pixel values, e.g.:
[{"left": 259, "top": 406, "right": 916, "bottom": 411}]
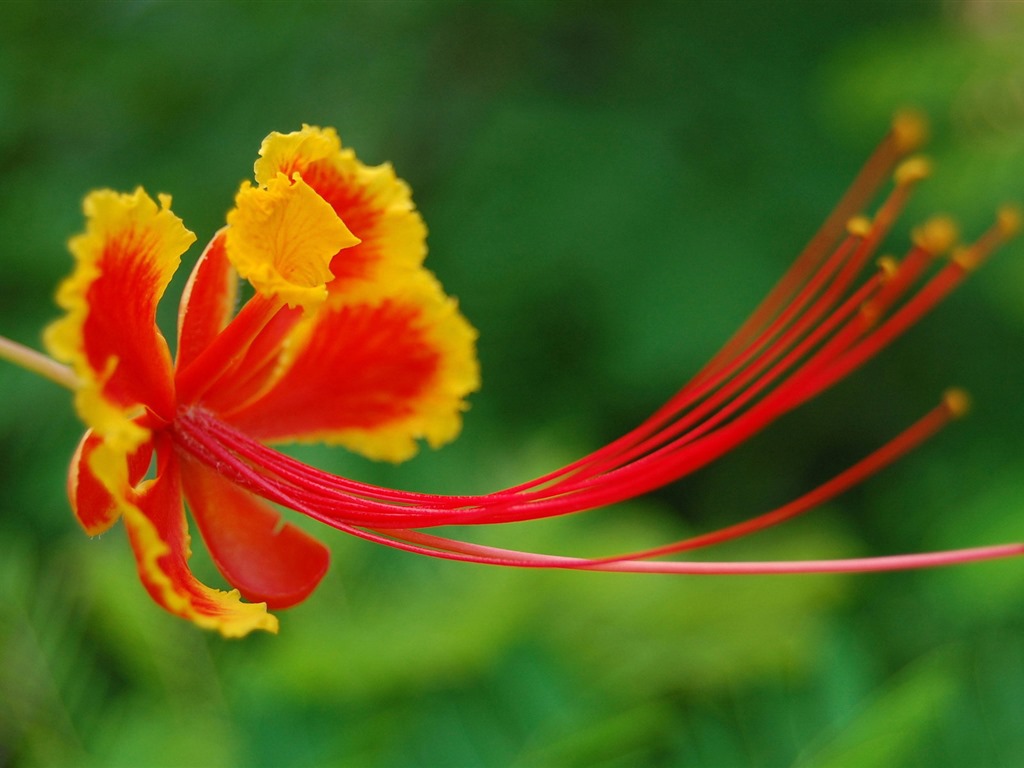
[
  {"left": 226, "top": 173, "right": 360, "bottom": 309},
  {"left": 284, "top": 270, "right": 481, "bottom": 463},
  {"left": 121, "top": 490, "right": 279, "bottom": 637},
  {"left": 44, "top": 188, "right": 195, "bottom": 456},
  {"left": 255, "top": 125, "right": 428, "bottom": 284}
]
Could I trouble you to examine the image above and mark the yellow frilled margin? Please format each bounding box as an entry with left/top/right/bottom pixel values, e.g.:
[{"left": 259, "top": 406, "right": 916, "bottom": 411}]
[
  {"left": 120, "top": 443, "right": 278, "bottom": 637},
  {"left": 254, "top": 125, "right": 428, "bottom": 288},
  {"left": 44, "top": 188, "right": 195, "bottom": 455},
  {"left": 226, "top": 173, "right": 360, "bottom": 309},
  {"left": 220, "top": 267, "right": 480, "bottom": 464},
  {"left": 291, "top": 270, "right": 480, "bottom": 463}
]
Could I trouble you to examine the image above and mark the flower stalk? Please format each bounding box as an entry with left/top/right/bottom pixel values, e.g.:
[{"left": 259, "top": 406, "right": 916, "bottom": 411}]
[{"left": 0, "top": 335, "right": 78, "bottom": 390}]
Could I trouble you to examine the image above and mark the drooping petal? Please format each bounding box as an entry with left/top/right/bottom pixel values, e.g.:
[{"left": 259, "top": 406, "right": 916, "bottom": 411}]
[
  {"left": 44, "top": 189, "right": 195, "bottom": 453},
  {"left": 117, "top": 433, "right": 278, "bottom": 636},
  {"left": 67, "top": 428, "right": 153, "bottom": 536},
  {"left": 225, "top": 173, "right": 360, "bottom": 309},
  {"left": 180, "top": 452, "right": 330, "bottom": 609},
  {"left": 176, "top": 229, "right": 237, "bottom": 371},
  {"left": 220, "top": 270, "right": 480, "bottom": 462},
  {"left": 254, "top": 125, "right": 427, "bottom": 293}
]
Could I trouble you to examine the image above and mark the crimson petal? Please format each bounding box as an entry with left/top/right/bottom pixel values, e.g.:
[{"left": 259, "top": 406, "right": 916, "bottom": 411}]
[{"left": 180, "top": 452, "right": 330, "bottom": 609}]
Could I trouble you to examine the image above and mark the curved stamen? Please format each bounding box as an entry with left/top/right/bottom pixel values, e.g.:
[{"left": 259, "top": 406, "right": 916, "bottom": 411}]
[{"left": 364, "top": 528, "right": 1024, "bottom": 575}]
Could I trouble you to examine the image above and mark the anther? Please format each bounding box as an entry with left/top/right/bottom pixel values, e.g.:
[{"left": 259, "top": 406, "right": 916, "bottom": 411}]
[
  {"left": 943, "top": 388, "right": 971, "bottom": 419},
  {"left": 952, "top": 207, "right": 1021, "bottom": 272},
  {"left": 876, "top": 255, "right": 899, "bottom": 281},
  {"left": 951, "top": 246, "right": 979, "bottom": 272},
  {"left": 891, "top": 110, "right": 929, "bottom": 154},
  {"left": 894, "top": 156, "right": 932, "bottom": 186},
  {"left": 997, "top": 205, "right": 1022, "bottom": 239},
  {"left": 911, "top": 216, "right": 959, "bottom": 256},
  {"left": 846, "top": 216, "right": 872, "bottom": 238}
]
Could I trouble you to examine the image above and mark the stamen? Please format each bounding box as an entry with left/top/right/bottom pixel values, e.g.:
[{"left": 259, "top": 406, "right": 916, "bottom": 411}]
[
  {"left": 894, "top": 155, "right": 932, "bottom": 186},
  {"left": 528, "top": 227, "right": 873, "bottom": 495},
  {"left": 912, "top": 216, "right": 958, "bottom": 255},
  {"left": 859, "top": 217, "right": 956, "bottom": 325},
  {"left": 174, "top": 407, "right": 1023, "bottom": 576},
  {"left": 178, "top": 197, "right": 1020, "bottom": 537},
  {"left": 0, "top": 335, "right": 79, "bottom": 390},
  {"left": 953, "top": 205, "right": 1021, "bottom": 271},
  {"left": 699, "top": 113, "right": 929, "bottom": 380},
  {"left": 163, "top": 111, "right": 1020, "bottom": 585},
  {"left": 890, "top": 109, "right": 929, "bottom": 154},
  {"left": 505, "top": 122, "right": 944, "bottom": 505},
  {"left": 847, "top": 216, "right": 873, "bottom": 238},
  {"left": 354, "top": 529, "right": 1024, "bottom": 575},
  {"left": 581, "top": 390, "right": 970, "bottom": 564},
  {"left": 778, "top": 213, "right": 1010, "bottom": 411}
]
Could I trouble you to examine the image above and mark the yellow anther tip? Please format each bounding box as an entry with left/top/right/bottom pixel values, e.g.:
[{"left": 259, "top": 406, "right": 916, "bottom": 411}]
[
  {"left": 846, "top": 216, "right": 872, "bottom": 238},
  {"left": 876, "top": 255, "right": 899, "bottom": 280},
  {"left": 891, "top": 110, "right": 930, "bottom": 154},
  {"left": 943, "top": 388, "right": 971, "bottom": 419},
  {"left": 952, "top": 246, "right": 980, "bottom": 271},
  {"left": 997, "top": 205, "right": 1022, "bottom": 239},
  {"left": 894, "top": 155, "right": 932, "bottom": 186},
  {"left": 912, "top": 216, "right": 959, "bottom": 255}
]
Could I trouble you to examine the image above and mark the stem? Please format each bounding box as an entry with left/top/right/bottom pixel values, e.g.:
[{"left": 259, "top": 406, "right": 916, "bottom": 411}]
[{"left": 0, "top": 335, "right": 78, "bottom": 390}]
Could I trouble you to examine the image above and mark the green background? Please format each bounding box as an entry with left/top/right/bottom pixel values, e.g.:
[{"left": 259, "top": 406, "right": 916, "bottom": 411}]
[{"left": 2, "top": 2, "right": 1023, "bottom": 766}]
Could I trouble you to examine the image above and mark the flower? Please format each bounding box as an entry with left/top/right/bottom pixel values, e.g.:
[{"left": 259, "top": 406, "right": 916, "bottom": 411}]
[
  {"left": 1, "top": 116, "right": 1021, "bottom": 637},
  {"left": 40, "top": 126, "right": 481, "bottom": 636}
]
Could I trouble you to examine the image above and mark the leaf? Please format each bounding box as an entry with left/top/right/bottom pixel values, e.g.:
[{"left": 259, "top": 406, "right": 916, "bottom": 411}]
[{"left": 794, "top": 651, "right": 959, "bottom": 768}]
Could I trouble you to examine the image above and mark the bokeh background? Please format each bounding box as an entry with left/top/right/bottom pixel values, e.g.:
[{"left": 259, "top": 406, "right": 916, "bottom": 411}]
[{"left": 2, "top": 1, "right": 1023, "bottom": 766}]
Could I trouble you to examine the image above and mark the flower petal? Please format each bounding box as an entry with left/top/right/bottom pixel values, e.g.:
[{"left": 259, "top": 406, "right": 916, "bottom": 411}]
[
  {"left": 180, "top": 452, "right": 330, "bottom": 610},
  {"left": 221, "top": 270, "right": 480, "bottom": 462},
  {"left": 254, "top": 125, "right": 427, "bottom": 293},
  {"left": 185, "top": 302, "right": 303, "bottom": 415},
  {"left": 226, "top": 173, "right": 359, "bottom": 309},
  {"left": 44, "top": 189, "right": 195, "bottom": 452},
  {"left": 118, "top": 434, "right": 278, "bottom": 636},
  {"left": 176, "top": 229, "right": 237, "bottom": 371},
  {"left": 68, "top": 429, "right": 152, "bottom": 536}
]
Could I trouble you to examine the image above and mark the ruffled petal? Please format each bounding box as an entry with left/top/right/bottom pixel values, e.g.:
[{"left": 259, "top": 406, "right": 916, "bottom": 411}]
[
  {"left": 221, "top": 270, "right": 480, "bottom": 462},
  {"left": 254, "top": 125, "right": 427, "bottom": 293},
  {"left": 44, "top": 189, "right": 195, "bottom": 453},
  {"left": 117, "top": 434, "right": 278, "bottom": 637},
  {"left": 225, "top": 173, "right": 359, "bottom": 309},
  {"left": 180, "top": 452, "right": 330, "bottom": 609},
  {"left": 176, "top": 172, "right": 357, "bottom": 402},
  {"left": 67, "top": 428, "right": 153, "bottom": 536},
  {"left": 176, "top": 230, "right": 237, "bottom": 371}
]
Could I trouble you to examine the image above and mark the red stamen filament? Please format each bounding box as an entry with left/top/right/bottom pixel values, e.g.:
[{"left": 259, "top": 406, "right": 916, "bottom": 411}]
[
  {"left": 159, "top": 113, "right": 1024, "bottom": 576},
  {"left": 173, "top": 195, "right": 1008, "bottom": 518}
]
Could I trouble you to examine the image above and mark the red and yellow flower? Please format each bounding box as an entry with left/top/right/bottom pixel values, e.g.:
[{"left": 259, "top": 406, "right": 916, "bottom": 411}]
[
  {"left": 42, "top": 126, "right": 479, "bottom": 636},
  {"left": 2, "top": 116, "right": 1021, "bottom": 637}
]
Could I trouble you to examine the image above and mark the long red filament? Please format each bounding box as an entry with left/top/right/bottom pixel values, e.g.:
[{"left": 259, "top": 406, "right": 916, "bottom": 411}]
[{"left": 165, "top": 113, "right": 1022, "bottom": 575}]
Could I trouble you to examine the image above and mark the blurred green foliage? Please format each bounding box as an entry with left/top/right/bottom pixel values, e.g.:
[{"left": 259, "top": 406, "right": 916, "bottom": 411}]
[{"left": 1, "top": 1, "right": 1023, "bottom": 766}]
